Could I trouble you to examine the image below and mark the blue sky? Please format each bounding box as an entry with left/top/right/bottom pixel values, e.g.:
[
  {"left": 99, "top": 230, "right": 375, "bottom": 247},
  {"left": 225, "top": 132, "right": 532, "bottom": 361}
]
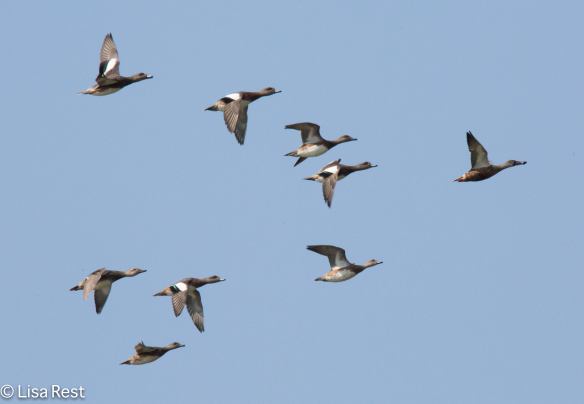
[{"left": 1, "top": 1, "right": 583, "bottom": 402}]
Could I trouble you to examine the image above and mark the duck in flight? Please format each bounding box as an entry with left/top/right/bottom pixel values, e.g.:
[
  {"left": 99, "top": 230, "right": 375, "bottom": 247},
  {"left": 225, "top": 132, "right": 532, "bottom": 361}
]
[
  {"left": 308, "top": 245, "right": 383, "bottom": 282},
  {"left": 69, "top": 267, "right": 146, "bottom": 314},
  {"left": 454, "top": 132, "right": 526, "bottom": 182},
  {"left": 119, "top": 342, "right": 184, "bottom": 365},
  {"left": 304, "top": 159, "right": 377, "bottom": 207},
  {"left": 154, "top": 276, "right": 225, "bottom": 333},
  {"left": 204, "top": 88, "right": 281, "bottom": 145},
  {"left": 78, "top": 33, "right": 152, "bottom": 96},
  {"left": 284, "top": 122, "right": 357, "bottom": 166}
]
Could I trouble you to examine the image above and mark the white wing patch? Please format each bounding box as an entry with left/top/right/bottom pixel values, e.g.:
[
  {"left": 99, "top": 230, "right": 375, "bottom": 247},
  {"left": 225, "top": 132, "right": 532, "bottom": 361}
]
[
  {"left": 225, "top": 93, "right": 242, "bottom": 101},
  {"left": 174, "top": 282, "right": 188, "bottom": 292},
  {"left": 104, "top": 58, "right": 119, "bottom": 75},
  {"left": 322, "top": 166, "right": 340, "bottom": 175}
]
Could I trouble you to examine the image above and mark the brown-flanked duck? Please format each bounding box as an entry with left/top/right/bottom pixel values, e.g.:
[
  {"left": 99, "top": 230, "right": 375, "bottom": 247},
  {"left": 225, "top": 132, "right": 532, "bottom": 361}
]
[
  {"left": 284, "top": 122, "right": 356, "bottom": 166},
  {"left": 78, "top": 33, "right": 152, "bottom": 96},
  {"left": 119, "top": 342, "right": 184, "bottom": 365},
  {"left": 304, "top": 159, "right": 377, "bottom": 207},
  {"left": 154, "top": 276, "right": 225, "bottom": 333},
  {"left": 70, "top": 267, "right": 146, "bottom": 314},
  {"left": 204, "top": 88, "right": 281, "bottom": 145},
  {"left": 308, "top": 245, "right": 383, "bottom": 282},
  {"left": 454, "top": 132, "right": 526, "bottom": 182}
]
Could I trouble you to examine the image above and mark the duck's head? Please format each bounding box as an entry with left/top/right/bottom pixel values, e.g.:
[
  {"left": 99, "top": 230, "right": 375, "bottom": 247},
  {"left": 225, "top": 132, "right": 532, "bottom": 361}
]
[
  {"left": 127, "top": 267, "right": 147, "bottom": 276},
  {"left": 356, "top": 162, "right": 377, "bottom": 170},
  {"left": 365, "top": 260, "right": 383, "bottom": 268},
  {"left": 261, "top": 87, "right": 281, "bottom": 95},
  {"left": 337, "top": 135, "right": 358, "bottom": 143},
  {"left": 131, "top": 72, "right": 153, "bottom": 81},
  {"left": 206, "top": 275, "right": 226, "bottom": 283},
  {"left": 510, "top": 160, "right": 527, "bottom": 166},
  {"left": 167, "top": 342, "right": 185, "bottom": 350}
]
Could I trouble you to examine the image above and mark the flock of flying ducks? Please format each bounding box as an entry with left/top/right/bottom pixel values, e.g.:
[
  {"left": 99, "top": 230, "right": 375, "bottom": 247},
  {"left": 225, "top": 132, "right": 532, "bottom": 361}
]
[{"left": 72, "top": 33, "right": 527, "bottom": 365}]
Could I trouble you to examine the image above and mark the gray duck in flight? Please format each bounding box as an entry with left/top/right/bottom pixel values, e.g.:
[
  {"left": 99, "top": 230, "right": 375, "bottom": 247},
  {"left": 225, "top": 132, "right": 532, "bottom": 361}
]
[
  {"left": 284, "top": 122, "right": 356, "bottom": 166},
  {"left": 454, "top": 132, "right": 526, "bottom": 182},
  {"left": 70, "top": 267, "right": 146, "bottom": 314},
  {"left": 308, "top": 245, "right": 383, "bottom": 282}
]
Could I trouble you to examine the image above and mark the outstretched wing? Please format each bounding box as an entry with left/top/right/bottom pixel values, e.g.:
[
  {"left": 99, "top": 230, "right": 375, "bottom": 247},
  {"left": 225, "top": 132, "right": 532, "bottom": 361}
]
[
  {"left": 135, "top": 341, "right": 156, "bottom": 354},
  {"left": 466, "top": 132, "right": 491, "bottom": 169},
  {"left": 96, "top": 33, "right": 120, "bottom": 85},
  {"left": 322, "top": 172, "right": 338, "bottom": 207},
  {"left": 94, "top": 284, "right": 111, "bottom": 314},
  {"left": 83, "top": 268, "right": 106, "bottom": 301},
  {"left": 186, "top": 289, "right": 205, "bottom": 333},
  {"left": 223, "top": 99, "right": 248, "bottom": 145},
  {"left": 285, "top": 122, "right": 323, "bottom": 144},
  {"left": 318, "top": 159, "right": 341, "bottom": 175},
  {"left": 307, "top": 245, "right": 350, "bottom": 269},
  {"left": 172, "top": 291, "right": 187, "bottom": 317}
]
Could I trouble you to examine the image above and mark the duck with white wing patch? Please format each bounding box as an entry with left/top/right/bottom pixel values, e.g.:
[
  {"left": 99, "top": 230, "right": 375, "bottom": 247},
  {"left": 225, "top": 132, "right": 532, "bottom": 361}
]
[
  {"left": 154, "top": 276, "right": 225, "bottom": 333},
  {"left": 304, "top": 159, "right": 377, "bottom": 207},
  {"left": 204, "top": 88, "right": 281, "bottom": 145},
  {"left": 78, "top": 33, "right": 152, "bottom": 96}
]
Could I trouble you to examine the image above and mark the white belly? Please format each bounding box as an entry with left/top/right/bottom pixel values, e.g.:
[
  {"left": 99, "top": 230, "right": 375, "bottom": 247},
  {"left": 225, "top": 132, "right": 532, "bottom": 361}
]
[
  {"left": 324, "top": 268, "right": 356, "bottom": 282},
  {"left": 297, "top": 144, "right": 328, "bottom": 157}
]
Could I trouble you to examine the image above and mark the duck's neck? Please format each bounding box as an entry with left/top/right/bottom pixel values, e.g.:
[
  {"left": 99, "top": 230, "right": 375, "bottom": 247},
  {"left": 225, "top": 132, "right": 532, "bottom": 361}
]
[
  {"left": 329, "top": 137, "right": 346, "bottom": 146},
  {"left": 492, "top": 161, "right": 514, "bottom": 172}
]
